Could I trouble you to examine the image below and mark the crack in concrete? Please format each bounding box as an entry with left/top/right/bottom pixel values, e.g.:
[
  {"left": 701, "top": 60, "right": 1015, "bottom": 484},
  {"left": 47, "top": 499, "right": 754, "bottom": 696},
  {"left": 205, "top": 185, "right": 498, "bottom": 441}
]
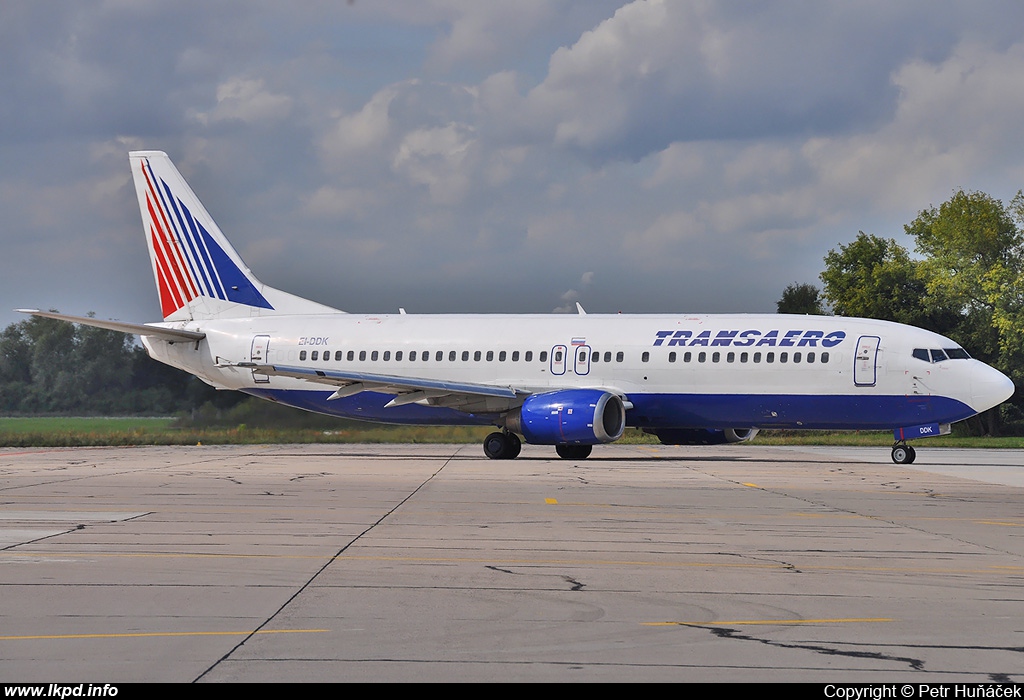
[{"left": 697, "top": 624, "right": 927, "bottom": 670}]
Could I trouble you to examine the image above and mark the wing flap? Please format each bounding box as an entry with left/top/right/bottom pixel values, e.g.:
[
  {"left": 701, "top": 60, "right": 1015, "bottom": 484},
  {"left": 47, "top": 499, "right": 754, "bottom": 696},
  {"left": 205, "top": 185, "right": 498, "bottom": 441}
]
[{"left": 249, "top": 363, "right": 523, "bottom": 402}]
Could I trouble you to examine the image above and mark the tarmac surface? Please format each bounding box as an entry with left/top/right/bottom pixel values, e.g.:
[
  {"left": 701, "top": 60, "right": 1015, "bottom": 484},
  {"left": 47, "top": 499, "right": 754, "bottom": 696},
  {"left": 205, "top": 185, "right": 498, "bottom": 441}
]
[{"left": 0, "top": 442, "right": 1021, "bottom": 683}]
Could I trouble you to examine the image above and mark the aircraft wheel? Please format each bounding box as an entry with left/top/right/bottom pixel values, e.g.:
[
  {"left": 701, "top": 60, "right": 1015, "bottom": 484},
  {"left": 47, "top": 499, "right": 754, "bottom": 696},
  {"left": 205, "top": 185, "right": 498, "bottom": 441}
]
[
  {"left": 484, "top": 432, "right": 520, "bottom": 460},
  {"left": 507, "top": 432, "right": 522, "bottom": 459},
  {"left": 905, "top": 446, "right": 916, "bottom": 464},
  {"left": 555, "top": 444, "right": 593, "bottom": 460},
  {"left": 891, "top": 444, "right": 913, "bottom": 464}
]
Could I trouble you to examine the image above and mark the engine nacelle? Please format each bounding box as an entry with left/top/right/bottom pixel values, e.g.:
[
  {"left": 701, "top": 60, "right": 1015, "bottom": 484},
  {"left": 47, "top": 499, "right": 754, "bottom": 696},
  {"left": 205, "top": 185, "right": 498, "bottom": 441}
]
[
  {"left": 647, "top": 428, "right": 759, "bottom": 445},
  {"left": 505, "top": 389, "right": 626, "bottom": 445}
]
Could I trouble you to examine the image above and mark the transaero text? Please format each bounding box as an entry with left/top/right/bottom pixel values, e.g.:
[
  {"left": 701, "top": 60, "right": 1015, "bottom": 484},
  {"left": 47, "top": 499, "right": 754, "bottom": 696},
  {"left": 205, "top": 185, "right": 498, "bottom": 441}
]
[{"left": 653, "top": 329, "right": 846, "bottom": 348}]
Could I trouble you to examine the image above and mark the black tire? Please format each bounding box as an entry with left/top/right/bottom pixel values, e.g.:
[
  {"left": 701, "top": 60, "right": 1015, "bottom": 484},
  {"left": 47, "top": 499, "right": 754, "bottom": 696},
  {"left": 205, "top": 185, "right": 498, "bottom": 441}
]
[
  {"left": 906, "top": 446, "right": 916, "bottom": 464},
  {"left": 555, "top": 444, "right": 593, "bottom": 460},
  {"left": 507, "top": 433, "right": 522, "bottom": 459},
  {"left": 484, "top": 432, "right": 508, "bottom": 460},
  {"left": 892, "top": 445, "right": 911, "bottom": 464}
]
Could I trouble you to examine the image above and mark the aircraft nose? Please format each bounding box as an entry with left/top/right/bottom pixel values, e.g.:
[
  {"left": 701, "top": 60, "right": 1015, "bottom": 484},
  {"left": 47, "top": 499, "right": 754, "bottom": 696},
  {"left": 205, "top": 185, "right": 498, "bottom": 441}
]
[{"left": 971, "top": 362, "right": 1015, "bottom": 412}]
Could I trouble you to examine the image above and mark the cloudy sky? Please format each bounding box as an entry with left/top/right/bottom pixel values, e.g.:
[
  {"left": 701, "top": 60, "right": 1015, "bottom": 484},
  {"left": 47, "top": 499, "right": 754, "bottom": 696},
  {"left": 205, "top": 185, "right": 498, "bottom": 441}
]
[{"left": 5, "top": 0, "right": 1024, "bottom": 328}]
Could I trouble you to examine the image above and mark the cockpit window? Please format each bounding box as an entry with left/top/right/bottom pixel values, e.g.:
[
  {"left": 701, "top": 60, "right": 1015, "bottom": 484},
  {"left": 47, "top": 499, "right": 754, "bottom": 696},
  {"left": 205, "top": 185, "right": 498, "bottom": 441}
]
[{"left": 913, "top": 347, "right": 971, "bottom": 362}]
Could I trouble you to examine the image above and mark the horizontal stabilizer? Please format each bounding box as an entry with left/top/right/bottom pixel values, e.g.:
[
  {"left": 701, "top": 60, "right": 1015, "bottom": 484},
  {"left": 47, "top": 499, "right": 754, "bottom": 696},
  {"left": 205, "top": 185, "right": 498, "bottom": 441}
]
[{"left": 16, "top": 309, "right": 206, "bottom": 342}]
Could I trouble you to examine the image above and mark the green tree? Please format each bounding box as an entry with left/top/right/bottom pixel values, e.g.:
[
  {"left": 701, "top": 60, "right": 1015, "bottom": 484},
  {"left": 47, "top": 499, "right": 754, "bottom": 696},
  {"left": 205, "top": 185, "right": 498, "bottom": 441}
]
[
  {"left": 819, "top": 232, "right": 948, "bottom": 329},
  {"left": 776, "top": 283, "right": 826, "bottom": 315},
  {"left": 905, "top": 189, "right": 1024, "bottom": 372}
]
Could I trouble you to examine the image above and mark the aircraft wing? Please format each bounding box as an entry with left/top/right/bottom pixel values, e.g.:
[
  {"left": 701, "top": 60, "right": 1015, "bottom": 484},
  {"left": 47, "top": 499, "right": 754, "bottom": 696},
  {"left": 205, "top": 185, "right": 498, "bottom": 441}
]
[{"left": 244, "top": 363, "right": 527, "bottom": 411}]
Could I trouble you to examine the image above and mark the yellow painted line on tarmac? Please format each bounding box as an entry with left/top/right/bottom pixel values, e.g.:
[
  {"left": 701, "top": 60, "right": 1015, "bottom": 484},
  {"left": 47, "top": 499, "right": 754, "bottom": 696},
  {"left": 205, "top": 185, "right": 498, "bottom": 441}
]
[
  {"left": 0, "top": 629, "right": 329, "bottom": 642},
  {"left": 742, "top": 483, "right": 759, "bottom": 488},
  {"left": 976, "top": 520, "right": 1024, "bottom": 527},
  {"left": 545, "top": 498, "right": 558, "bottom": 505},
  {"left": 644, "top": 617, "right": 893, "bottom": 627}
]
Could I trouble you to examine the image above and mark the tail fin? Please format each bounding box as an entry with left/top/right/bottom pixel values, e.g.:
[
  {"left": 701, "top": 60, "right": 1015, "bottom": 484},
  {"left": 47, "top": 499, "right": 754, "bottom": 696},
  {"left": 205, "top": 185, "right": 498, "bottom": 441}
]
[{"left": 129, "top": 150, "right": 342, "bottom": 321}]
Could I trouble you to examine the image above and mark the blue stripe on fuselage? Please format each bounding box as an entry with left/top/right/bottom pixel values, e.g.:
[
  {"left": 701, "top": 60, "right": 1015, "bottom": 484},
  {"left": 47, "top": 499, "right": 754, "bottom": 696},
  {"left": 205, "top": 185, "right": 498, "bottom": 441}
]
[{"left": 242, "top": 389, "right": 975, "bottom": 431}]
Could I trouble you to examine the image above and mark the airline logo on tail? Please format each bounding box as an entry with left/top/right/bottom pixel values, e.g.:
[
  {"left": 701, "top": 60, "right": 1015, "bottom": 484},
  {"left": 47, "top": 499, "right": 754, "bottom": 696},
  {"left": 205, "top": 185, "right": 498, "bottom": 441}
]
[{"left": 137, "top": 157, "right": 273, "bottom": 318}]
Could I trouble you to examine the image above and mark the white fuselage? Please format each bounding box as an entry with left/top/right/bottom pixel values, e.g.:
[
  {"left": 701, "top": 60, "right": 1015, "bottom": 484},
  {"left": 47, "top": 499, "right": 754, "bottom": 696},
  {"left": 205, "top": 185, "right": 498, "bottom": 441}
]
[{"left": 142, "top": 312, "right": 1011, "bottom": 432}]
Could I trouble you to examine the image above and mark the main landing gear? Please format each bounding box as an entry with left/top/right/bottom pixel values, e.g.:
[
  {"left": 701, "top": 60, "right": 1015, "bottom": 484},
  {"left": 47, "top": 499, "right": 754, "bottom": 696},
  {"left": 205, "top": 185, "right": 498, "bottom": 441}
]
[
  {"left": 483, "top": 431, "right": 521, "bottom": 460},
  {"left": 891, "top": 442, "right": 917, "bottom": 464},
  {"left": 482, "top": 433, "right": 594, "bottom": 460},
  {"left": 555, "top": 444, "right": 592, "bottom": 459}
]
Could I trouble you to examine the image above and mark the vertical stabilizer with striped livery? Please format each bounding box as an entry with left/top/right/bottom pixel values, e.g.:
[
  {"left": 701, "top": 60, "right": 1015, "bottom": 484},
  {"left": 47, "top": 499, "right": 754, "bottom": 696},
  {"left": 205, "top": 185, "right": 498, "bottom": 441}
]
[{"left": 130, "top": 151, "right": 342, "bottom": 322}]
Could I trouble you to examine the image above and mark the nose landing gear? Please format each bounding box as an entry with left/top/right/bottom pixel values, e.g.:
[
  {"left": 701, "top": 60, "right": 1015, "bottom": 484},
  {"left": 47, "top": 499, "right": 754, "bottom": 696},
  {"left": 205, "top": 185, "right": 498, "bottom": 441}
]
[{"left": 891, "top": 442, "right": 917, "bottom": 464}]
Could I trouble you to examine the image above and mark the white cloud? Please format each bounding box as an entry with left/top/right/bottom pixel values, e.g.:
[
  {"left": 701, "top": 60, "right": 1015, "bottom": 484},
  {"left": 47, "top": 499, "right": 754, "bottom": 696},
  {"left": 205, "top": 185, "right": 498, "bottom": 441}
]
[
  {"left": 189, "top": 77, "right": 292, "bottom": 125},
  {"left": 391, "top": 122, "right": 477, "bottom": 205}
]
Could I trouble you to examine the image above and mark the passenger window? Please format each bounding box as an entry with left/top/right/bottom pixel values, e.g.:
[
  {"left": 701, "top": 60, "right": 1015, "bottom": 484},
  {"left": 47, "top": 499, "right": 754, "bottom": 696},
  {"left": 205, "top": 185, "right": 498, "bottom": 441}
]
[
  {"left": 592, "top": 351, "right": 600, "bottom": 363},
  {"left": 409, "top": 351, "right": 416, "bottom": 361},
  {"left": 397, "top": 351, "right": 405, "bottom": 361},
  {"left": 462, "top": 351, "right": 469, "bottom": 361},
  {"left": 371, "top": 351, "right": 379, "bottom": 361},
  {"left": 487, "top": 351, "right": 494, "bottom": 361},
  {"left": 449, "top": 351, "right": 456, "bottom": 361},
  {"left": 712, "top": 352, "right": 720, "bottom": 363},
  {"left": 698, "top": 351, "right": 706, "bottom": 363},
  {"left": 740, "top": 352, "right": 748, "bottom": 363},
  {"left": 347, "top": 350, "right": 354, "bottom": 361},
  {"left": 780, "top": 352, "right": 788, "bottom": 363},
  {"left": 604, "top": 352, "right": 612, "bottom": 362},
  {"left": 727, "top": 352, "right": 735, "bottom": 363},
  {"left": 383, "top": 351, "right": 391, "bottom": 361},
  {"left": 821, "top": 352, "right": 829, "bottom": 363},
  {"left": 512, "top": 351, "right": 520, "bottom": 361},
  {"left": 359, "top": 350, "right": 366, "bottom": 361},
  {"left": 311, "top": 351, "right": 318, "bottom": 361},
  {"left": 336, "top": 351, "right": 343, "bottom": 361},
  {"left": 499, "top": 351, "right": 506, "bottom": 361},
  {"left": 807, "top": 352, "right": 815, "bottom": 363},
  {"left": 554, "top": 350, "right": 562, "bottom": 362},
  {"left": 642, "top": 351, "right": 650, "bottom": 362},
  {"left": 766, "top": 352, "right": 775, "bottom": 363},
  {"left": 793, "top": 352, "right": 801, "bottom": 363},
  {"left": 540, "top": 351, "right": 548, "bottom": 362},
  {"left": 684, "top": 351, "right": 691, "bottom": 362},
  {"left": 616, "top": 351, "right": 624, "bottom": 362},
  {"left": 300, "top": 350, "right": 307, "bottom": 361},
  {"left": 669, "top": 352, "right": 676, "bottom": 363},
  {"left": 526, "top": 351, "right": 533, "bottom": 361},
  {"left": 474, "top": 351, "right": 481, "bottom": 361},
  {"left": 753, "top": 352, "right": 761, "bottom": 363}
]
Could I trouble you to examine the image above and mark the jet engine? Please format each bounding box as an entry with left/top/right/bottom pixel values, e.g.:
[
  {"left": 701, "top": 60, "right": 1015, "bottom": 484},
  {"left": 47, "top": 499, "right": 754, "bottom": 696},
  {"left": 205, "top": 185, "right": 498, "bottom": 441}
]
[{"left": 505, "top": 389, "right": 626, "bottom": 445}]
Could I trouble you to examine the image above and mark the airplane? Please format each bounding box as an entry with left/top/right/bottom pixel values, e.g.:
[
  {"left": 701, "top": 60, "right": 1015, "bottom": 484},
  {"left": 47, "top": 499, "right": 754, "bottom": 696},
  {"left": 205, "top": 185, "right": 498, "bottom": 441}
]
[{"left": 19, "top": 151, "right": 1016, "bottom": 464}]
